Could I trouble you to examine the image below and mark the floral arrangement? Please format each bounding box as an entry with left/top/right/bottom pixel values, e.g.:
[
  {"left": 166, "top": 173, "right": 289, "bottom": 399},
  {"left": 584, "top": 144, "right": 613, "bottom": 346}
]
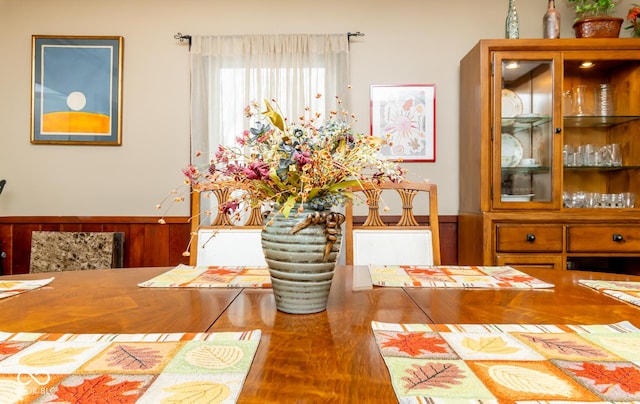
[
  {"left": 626, "top": 3, "right": 640, "bottom": 37},
  {"left": 160, "top": 95, "right": 406, "bottom": 226}
]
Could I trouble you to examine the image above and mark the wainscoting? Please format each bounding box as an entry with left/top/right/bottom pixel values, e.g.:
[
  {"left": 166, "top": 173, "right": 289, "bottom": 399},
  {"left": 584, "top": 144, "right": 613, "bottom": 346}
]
[
  {"left": 0, "top": 216, "right": 457, "bottom": 275},
  {"left": 0, "top": 217, "right": 191, "bottom": 275}
]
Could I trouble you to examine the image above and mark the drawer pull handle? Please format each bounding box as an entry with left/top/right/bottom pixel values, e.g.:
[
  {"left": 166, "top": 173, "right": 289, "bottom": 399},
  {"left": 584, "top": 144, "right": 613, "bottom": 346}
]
[
  {"left": 613, "top": 234, "right": 624, "bottom": 242},
  {"left": 526, "top": 234, "right": 536, "bottom": 242}
]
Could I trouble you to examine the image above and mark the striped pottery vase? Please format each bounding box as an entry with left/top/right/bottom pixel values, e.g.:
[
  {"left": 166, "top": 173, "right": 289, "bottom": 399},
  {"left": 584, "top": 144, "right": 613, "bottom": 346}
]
[{"left": 261, "top": 204, "right": 343, "bottom": 314}]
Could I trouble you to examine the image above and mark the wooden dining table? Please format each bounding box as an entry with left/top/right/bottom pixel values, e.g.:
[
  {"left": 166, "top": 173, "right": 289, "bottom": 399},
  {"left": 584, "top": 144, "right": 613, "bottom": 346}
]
[{"left": 2, "top": 265, "right": 640, "bottom": 403}]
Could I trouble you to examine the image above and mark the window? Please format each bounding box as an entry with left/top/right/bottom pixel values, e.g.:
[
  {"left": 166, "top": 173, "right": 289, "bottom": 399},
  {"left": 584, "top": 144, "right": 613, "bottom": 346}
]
[{"left": 189, "top": 34, "right": 350, "bottom": 224}]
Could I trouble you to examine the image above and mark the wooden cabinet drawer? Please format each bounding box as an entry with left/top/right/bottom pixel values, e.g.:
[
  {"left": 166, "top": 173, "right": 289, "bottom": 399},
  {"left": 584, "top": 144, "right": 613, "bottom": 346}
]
[
  {"left": 496, "top": 254, "right": 563, "bottom": 270},
  {"left": 567, "top": 226, "right": 640, "bottom": 253},
  {"left": 496, "top": 225, "right": 563, "bottom": 252}
]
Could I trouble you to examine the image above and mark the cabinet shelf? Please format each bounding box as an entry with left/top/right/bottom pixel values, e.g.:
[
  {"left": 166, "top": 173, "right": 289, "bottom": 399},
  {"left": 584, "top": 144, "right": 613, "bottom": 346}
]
[
  {"left": 563, "top": 165, "right": 640, "bottom": 171},
  {"left": 502, "top": 166, "right": 549, "bottom": 173},
  {"left": 502, "top": 116, "right": 551, "bottom": 132},
  {"left": 563, "top": 116, "right": 640, "bottom": 128}
]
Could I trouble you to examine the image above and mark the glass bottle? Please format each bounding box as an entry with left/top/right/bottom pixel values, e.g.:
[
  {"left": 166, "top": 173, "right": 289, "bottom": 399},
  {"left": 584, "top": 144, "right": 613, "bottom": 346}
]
[
  {"left": 505, "top": 0, "right": 519, "bottom": 39},
  {"left": 543, "top": 0, "right": 560, "bottom": 39}
]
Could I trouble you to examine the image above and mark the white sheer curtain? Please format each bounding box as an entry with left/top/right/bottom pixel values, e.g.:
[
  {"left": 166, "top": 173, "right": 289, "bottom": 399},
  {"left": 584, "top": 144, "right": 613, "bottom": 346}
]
[
  {"left": 189, "top": 34, "right": 350, "bottom": 227},
  {"left": 190, "top": 34, "right": 350, "bottom": 156}
]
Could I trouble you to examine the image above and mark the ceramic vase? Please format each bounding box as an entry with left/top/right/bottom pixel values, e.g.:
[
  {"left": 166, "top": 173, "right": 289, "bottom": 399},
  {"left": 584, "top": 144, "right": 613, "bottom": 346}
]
[{"left": 261, "top": 204, "right": 343, "bottom": 314}]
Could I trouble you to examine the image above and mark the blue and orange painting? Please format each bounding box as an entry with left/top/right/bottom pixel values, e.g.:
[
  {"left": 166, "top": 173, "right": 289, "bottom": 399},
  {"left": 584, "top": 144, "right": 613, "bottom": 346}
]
[{"left": 32, "top": 36, "right": 121, "bottom": 143}]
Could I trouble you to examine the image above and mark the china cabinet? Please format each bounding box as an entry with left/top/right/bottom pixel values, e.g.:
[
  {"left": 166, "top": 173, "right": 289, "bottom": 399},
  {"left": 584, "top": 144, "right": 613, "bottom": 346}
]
[{"left": 458, "top": 39, "right": 640, "bottom": 273}]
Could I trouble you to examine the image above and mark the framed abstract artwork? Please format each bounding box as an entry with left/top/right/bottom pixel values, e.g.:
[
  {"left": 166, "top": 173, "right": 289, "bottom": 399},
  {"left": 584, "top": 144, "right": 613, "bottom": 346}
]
[
  {"left": 31, "top": 35, "right": 124, "bottom": 145},
  {"left": 370, "top": 84, "right": 436, "bottom": 162}
]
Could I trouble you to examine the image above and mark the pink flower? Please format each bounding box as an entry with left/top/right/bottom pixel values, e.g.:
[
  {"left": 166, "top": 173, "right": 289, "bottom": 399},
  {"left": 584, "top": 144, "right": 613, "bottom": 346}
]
[
  {"left": 220, "top": 201, "right": 240, "bottom": 214},
  {"left": 214, "top": 145, "right": 229, "bottom": 163},
  {"left": 293, "top": 150, "right": 312, "bottom": 167},
  {"left": 242, "top": 161, "right": 270, "bottom": 180},
  {"left": 182, "top": 165, "right": 197, "bottom": 180}
]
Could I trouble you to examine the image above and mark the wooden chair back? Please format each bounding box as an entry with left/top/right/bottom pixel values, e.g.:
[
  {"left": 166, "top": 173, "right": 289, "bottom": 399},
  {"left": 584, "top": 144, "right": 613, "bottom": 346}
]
[
  {"left": 189, "top": 188, "right": 266, "bottom": 266},
  {"left": 345, "top": 181, "right": 441, "bottom": 266}
]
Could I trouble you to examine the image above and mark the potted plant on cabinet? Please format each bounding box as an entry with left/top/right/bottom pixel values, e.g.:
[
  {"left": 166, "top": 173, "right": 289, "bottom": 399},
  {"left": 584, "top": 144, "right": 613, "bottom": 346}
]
[{"left": 567, "top": 0, "right": 623, "bottom": 37}]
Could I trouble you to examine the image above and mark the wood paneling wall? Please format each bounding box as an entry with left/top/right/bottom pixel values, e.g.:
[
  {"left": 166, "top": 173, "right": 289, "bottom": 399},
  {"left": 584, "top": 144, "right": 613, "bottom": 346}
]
[
  {"left": 0, "top": 217, "right": 191, "bottom": 275},
  {"left": 0, "top": 215, "right": 457, "bottom": 275}
]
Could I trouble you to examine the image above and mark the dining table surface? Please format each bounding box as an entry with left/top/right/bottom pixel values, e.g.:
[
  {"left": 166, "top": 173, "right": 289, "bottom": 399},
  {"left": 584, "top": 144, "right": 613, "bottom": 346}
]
[{"left": 2, "top": 265, "right": 640, "bottom": 403}]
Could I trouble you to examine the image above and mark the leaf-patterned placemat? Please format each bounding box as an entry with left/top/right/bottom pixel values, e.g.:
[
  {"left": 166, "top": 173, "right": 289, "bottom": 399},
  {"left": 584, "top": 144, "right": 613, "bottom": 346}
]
[
  {"left": 138, "top": 264, "right": 271, "bottom": 288},
  {"left": 0, "top": 328, "right": 261, "bottom": 403},
  {"left": 369, "top": 265, "right": 554, "bottom": 288},
  {"left": 0, "top": 277, "right": 54, "bottom": 299},
  {"left": 372, "top": 320, "right": 640, "bottom": 402},
  {"left": 579, "top": 279, "right": 640, "bottom": 309}
]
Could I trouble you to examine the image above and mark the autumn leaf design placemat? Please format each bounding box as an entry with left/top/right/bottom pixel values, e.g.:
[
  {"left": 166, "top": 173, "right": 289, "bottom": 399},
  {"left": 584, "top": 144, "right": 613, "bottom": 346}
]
[
  {"left": 372, "top": 320, "right": 640, "bottom": 402},
  {"left": 369, "top": 265, "right": 554, "bottom": 288},
  {"left": 0, "top": 277, "right": 54, "bottom": 299},
  {"left": 579, "top": 279, "right": 640, "bottom": 309},
  {"left": 0, "top": 328, "right": 261, "bottom": 403},
  {"left": 138, "top": 264, "right": 271, "bottom": 288}
]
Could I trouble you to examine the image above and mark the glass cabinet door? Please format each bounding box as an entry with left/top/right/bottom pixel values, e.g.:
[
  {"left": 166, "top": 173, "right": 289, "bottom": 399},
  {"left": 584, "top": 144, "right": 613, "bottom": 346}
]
[
  {"left": 493, "top": 52, "right": 560, "bottom": 208},
  {"left": 562, "top": 52, "right": 640, "bottom": 210}
]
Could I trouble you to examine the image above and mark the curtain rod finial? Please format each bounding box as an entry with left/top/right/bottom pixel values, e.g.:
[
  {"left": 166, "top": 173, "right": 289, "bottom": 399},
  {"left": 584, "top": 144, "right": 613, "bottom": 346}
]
[{"left": 174, "top": 32, "right": 192, "bottom": 49}]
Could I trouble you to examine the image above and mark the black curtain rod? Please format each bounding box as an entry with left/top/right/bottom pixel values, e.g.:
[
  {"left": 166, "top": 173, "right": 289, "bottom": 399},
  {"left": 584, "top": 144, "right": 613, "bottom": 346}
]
[
  {"left": 174, "top": 32, "right": 364, "bottom": 50},
  {"left": 347, "top": 31, "right": 364, "bottom": 41},
  {"left": 174, "top": 32, "right": 192, "bottom": 49}
]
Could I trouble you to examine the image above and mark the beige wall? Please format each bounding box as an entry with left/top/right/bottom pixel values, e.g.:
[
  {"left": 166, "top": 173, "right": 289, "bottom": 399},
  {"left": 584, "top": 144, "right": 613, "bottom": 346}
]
[{"left": 0, "top": 0, "right": 635, "bottom": 216}]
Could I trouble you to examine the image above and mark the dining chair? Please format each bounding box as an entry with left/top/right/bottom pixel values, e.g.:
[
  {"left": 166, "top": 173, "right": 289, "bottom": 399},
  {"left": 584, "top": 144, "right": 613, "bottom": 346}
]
[
  {"left": 29, "top": 231, "right": 125, "bottom": 273},
  {"left": 189, "top": 188, "right": 267, "bottom": 266},
  {"left": 345, "top": 181, "right": 441, "bottom": 266}
]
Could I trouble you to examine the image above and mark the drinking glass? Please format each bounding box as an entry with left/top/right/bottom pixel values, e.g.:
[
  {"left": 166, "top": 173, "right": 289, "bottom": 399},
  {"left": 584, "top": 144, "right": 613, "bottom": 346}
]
[
  {"left": 563, "top": 144, "right": 572, "bottom": 166},
  {"left": 610, "top": 143, "right": 622, "bottom": 166},
  {"left": 585, "top": 192, "right": 600, "bottom": 208},
  {"left": 622, "top": 192, "right": 636, "bottom": 208},
  {"left": 584, "top": 144, "right": 597, "bottom": 166},
  {"left": 573, "top": 191, "right": 586, "bottom": 208},
  {"left": 601, "top": 145, "right": 613, "bottom": 167},
  {"left": 563, "top": 90, "right": 573, "bottom": 116}
]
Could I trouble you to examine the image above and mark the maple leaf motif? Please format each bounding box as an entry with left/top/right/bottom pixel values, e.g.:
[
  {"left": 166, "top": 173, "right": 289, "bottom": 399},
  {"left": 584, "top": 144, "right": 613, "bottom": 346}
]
[
  {"left": 520, "top": 335, "right": 605, "bottom": 357},
  {"left": 407, "top": 268, "right": 441, "bottom": 276},
  {"left": 200, "top": 273, "right": 233, "bottom": 283},
  {"left": 381, "top": 332, "right": 449, "bottom": 356},
  {"left": 501, "top": 275, "right": 534, "bottom": 283},
  {"left": 106, "top": 344, "right": 163, "bottom": 370},
  {"left": 52, "top": 374, "right": 142, "bottom": 403},
  {"left": 402, "top": 362, "right": 465, "bottom": 390},
  {"left": 0, "top": 341, "right": 24, "bottom": 356},
  {"left": 205, "top": 268, "right": 239, "bottom": 276},
  {"left": 570, "top": 362, "right": 640, "bottom": 395}
]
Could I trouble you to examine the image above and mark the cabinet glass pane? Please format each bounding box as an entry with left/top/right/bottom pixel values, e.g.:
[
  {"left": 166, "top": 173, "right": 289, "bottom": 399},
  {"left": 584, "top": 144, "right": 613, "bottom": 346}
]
[
  {"left": 499, "top": 59, "right": 553, "bottom": 204},
  {"left": 562, "top": 57, "right": 640, "bottom": 209}
]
